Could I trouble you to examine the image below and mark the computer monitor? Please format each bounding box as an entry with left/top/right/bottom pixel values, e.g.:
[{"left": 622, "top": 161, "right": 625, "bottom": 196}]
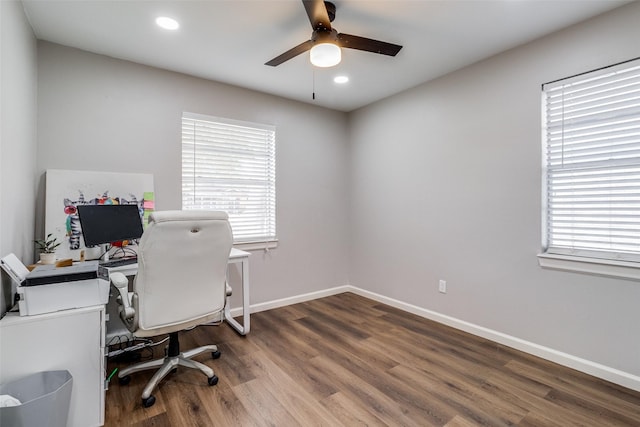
[{"left": 77, "top": 204, "right": 144, "bottom": 247}]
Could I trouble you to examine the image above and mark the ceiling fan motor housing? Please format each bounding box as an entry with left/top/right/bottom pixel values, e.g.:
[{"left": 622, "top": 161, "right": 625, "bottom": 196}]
[
  {"left": 312, "top": 28, "right": 339, "bottom": 45},
  {"left": 324, "top": 1, "right": 336, "bottom": 22}
]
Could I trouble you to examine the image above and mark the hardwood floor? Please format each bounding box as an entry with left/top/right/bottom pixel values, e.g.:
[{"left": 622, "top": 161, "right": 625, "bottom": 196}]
[{"left": 104, "top": 292, "right": 640, "bottom": 426}]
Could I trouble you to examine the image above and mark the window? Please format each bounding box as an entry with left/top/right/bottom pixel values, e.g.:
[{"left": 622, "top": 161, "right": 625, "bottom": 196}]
[
  {"left": 541, "top": 58, "right": 640, "bottom": 272},
  {"left": 182, "top": 112, "right": 276, "bottom": 246}
]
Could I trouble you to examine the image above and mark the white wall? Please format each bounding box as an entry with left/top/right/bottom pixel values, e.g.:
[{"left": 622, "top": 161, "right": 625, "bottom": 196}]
[
  {"left": 36, "top": 42, "right": 350, "bottom": 306},
  {"left": 349, "top": 2, "right": 640, "bottom": 379},
  {"left": 0, "top": 0, "right": 38, "bottom": 314}
]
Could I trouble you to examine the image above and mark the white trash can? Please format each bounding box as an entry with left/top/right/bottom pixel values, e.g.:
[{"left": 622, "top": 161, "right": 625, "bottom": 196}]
[{"left": 0, "top": 370, "right": 73, "bottom": 427}]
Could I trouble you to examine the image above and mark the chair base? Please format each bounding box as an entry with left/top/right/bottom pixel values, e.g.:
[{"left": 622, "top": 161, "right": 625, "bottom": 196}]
[{"left": 118, "top": 332, "right": 219, "bottom": 405}]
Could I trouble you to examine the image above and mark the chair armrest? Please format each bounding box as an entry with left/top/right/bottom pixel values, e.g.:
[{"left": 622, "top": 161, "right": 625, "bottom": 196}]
[{"left": 110, "top": 272, "right": 135, "bottom": 320}]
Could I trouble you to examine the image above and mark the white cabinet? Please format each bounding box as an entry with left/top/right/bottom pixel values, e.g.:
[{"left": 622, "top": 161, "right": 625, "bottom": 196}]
[{"left": 0, "top": 305, "right": 105, "bottom": 426}]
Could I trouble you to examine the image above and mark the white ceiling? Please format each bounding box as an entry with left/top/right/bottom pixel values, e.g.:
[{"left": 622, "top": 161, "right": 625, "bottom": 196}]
[{"left": 22, "top": 0, "right": 632, "bottom": 112}]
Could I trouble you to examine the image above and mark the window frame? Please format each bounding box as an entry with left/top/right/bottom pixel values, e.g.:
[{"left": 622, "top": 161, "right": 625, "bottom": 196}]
[
  {"left": 539, "top": 58, "right": 640, "bottom": 280},
  {"left": 181, "top": 112, "right": 277, "bottom": 249}
]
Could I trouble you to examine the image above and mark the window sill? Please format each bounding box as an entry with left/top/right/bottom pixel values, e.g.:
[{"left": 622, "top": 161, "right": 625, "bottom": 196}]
[
  {"left": 537, "top": 253, "right": 640, "bottom": 281},
  {"left": 234, "top": 240, "right": 278, "bottom": 251}
]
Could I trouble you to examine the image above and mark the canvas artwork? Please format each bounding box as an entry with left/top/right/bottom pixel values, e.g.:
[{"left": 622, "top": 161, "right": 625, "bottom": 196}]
[{"left": 45, "top": 169, "right": 155, "bottom": 261}]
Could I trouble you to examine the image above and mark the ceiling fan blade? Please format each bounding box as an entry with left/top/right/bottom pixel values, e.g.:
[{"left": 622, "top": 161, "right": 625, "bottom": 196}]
[
  {"left": 265, "top": 40, "right": 313, "bottom": 66},
  {"left": 303, "top": 0, "right": 332, "bottom": 30},
  {"left": 337, "top": 33, "right": 402, "bottom": 56}
]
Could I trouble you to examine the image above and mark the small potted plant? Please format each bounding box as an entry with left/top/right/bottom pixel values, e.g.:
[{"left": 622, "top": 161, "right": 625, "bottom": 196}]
[{"left": 34, "top": 233, "right": 61, "bottom": 265}]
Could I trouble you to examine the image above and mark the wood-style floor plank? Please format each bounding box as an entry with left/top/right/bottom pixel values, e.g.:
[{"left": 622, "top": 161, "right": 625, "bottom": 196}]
[{"left": 105, "top": 292, "right": 640, "bottom": 426}]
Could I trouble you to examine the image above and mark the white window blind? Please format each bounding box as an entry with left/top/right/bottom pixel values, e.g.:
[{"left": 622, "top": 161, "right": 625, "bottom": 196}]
[
  {"left": 542, "top": 58, "right": 640, "bottom": 262},
  {"left": 182, "top": 112, "right": 276, "bottom": 245}
]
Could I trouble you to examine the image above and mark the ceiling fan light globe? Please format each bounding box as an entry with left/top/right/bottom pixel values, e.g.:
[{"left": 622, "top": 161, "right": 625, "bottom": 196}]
[{"left": 310, "top": 43, "right": 341, "bottom": 67}]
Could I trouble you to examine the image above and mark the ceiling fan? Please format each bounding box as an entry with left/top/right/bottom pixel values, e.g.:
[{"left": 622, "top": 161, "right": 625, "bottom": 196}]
[{"left": 265, "top": 0, "right": 403, "bottom": 68}]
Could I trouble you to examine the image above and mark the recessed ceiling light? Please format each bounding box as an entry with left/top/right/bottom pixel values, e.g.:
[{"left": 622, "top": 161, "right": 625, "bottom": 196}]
[
  {"left": 334, "top": 75, "right": 349, "bottom": 84},
  {"left": 156, "top": 16, "right": 179, "bottom": 30}
]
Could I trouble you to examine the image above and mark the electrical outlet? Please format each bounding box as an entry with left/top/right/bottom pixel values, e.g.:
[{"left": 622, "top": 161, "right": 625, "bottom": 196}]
[{"left": 438, "top": 279, "right": 447, "bottom": 293}]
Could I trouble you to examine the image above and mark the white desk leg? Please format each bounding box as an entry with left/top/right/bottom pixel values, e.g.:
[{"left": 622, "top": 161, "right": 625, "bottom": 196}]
[
  {"left": 224, "top": 256, "right": 250, "bottom": 335},
  {"left": 241, "top": 256, "right": 250, "bottom": 333}
]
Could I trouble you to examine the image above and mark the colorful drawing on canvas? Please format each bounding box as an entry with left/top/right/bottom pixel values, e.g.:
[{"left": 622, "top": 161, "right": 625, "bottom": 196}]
[{"left": 45, "top": 169, "right": 155, "bottom": 261}]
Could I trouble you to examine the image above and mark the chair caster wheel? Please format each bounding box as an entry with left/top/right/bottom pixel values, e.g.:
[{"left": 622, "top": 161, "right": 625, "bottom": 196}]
[
  {"left": 142, "top": 395, "right": 156, "bottom": 408},
  {"left": 119, "top": 375, "right": 131, "bottom": 385},
  {"left": 212, "top": 350, "right": 221, "bottom": 359},
  {"left": 208, "top": 375, "right": 219, "bottom": 386}
]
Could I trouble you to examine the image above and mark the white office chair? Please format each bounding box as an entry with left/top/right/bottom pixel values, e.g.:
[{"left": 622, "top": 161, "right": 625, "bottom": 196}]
[{"left": 109, "top": 210, "right": 233, "bottom": 408}]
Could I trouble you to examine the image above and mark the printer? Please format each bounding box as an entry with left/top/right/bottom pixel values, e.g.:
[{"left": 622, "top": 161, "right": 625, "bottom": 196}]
[{"left": 1, "top": 254, "right": 109, "bottom": 316}]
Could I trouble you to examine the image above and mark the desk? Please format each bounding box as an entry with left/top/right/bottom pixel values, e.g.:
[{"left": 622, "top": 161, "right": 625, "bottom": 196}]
[{"left": 103, "top": 248, "right": 251, "bottom": 335}]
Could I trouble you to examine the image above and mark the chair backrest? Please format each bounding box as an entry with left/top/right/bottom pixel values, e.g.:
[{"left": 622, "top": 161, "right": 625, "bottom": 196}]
[{"left": 133, "top": 210, "right": 233, "bottom": 334}]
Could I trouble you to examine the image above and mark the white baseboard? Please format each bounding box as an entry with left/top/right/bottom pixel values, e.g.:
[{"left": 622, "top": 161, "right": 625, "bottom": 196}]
[
  {"left": 228, "top": 285, "right": 640, "bottom": 392},
  {"left": 226, "top": 285, "right": 350, "bottom": 318}
]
